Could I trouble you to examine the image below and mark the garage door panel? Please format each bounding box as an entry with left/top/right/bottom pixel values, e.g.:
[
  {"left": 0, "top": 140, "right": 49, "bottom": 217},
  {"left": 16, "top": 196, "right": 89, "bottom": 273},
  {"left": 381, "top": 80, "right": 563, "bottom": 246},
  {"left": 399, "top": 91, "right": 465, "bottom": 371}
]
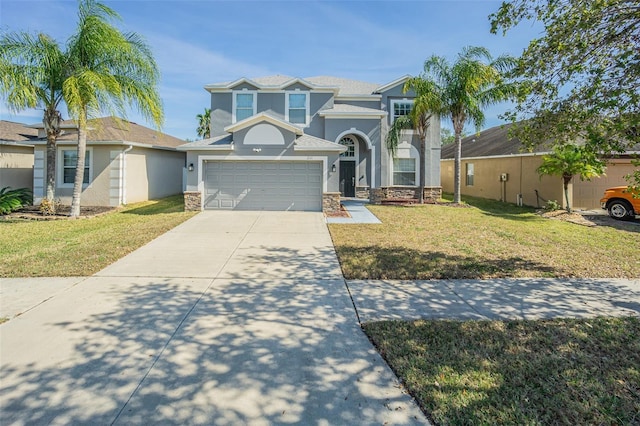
[{"left": 204, "top": 161, "right": 322, "bottom": 211}]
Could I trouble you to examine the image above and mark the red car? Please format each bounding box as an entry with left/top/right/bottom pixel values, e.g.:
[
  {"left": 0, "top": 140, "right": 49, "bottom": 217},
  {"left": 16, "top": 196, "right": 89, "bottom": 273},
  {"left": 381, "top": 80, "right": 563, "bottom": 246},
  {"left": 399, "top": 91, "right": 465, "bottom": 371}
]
[{"left": 600, "top": 186, "right": 640, "bottom": 220}]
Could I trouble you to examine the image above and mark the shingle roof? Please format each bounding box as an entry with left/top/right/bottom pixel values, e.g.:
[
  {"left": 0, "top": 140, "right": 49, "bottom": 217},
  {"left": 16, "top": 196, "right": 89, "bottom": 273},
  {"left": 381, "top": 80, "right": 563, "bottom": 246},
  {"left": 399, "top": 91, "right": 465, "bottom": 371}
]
[
  {"left": 178, "top": 134, "right": 233, "bottom": 149},
  {"left": 440, "top": 123, "right": 553, "bottom": 159},
  {"left": 295, "top": 134, "right": 347, "bottom": 152},
  {"left": 318, "top": 104, "right": 387, "bottom": 116},
  {"left": 305, "top": 76, "right": 380, "bottom": 96},
  {"left": 52, "top": 117, "right": 185, "bottom": 148},
  {"left": 251, "top": 75, "right": 296, "bottom": 86},
  {"left": 0, "top": 120, "right": 39, "bottom": 141}
]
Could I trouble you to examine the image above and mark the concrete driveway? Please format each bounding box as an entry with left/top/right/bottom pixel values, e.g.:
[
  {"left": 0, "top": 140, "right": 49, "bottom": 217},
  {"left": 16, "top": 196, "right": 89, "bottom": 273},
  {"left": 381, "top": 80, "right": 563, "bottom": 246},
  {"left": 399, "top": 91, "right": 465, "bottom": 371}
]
[{"left": 0, "top": 211, "right": 428, "bottom": 425}]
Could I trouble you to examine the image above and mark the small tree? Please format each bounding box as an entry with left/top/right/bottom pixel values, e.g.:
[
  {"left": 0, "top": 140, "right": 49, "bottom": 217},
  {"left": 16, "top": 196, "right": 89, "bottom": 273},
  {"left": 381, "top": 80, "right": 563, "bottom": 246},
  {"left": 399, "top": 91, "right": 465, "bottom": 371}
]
[
  {"left": 418, "top": 46, "right": 519, "bottom": 204},
  {"left": 196, "top": 108, "right": 211, "bottom": 139},
  {"left": 537, "top": 144, "right": 606, "bottom": 212}
]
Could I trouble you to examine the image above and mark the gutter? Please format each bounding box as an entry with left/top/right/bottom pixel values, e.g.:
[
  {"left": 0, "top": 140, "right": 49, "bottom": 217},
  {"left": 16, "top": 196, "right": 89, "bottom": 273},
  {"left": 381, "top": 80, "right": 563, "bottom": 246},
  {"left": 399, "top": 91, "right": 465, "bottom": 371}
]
[{"left": 122, "top": 145, "right": 133, "bottom": 205}]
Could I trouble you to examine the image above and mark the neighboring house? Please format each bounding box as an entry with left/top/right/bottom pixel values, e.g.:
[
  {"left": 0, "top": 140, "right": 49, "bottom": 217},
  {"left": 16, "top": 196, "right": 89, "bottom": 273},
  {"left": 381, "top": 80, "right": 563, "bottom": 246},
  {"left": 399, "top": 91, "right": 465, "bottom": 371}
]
[
  {"left": 1, "top": 117, "right": 186, "bottom": 207},
  {"left": 0, "top": 120, "right": 38, "bottom": 191},
  {"left": 440, "top": 123, "right": 639, "bottom": 210},
  {"left": 180, "top": 75, "right": 441, "bottom": 213}
]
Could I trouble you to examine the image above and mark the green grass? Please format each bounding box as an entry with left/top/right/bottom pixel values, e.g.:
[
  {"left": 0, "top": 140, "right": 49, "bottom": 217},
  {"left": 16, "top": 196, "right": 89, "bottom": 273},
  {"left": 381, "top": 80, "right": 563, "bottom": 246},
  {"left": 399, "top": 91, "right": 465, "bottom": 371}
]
[
  {"left": 364, "top": 317, "right": 640, "bottom": 425},
  {"left": 0, "top": 195, "right": 197, "bottom": 277},
  {"left": 329, "top": 195, "right": 640, "bottom": 279}
]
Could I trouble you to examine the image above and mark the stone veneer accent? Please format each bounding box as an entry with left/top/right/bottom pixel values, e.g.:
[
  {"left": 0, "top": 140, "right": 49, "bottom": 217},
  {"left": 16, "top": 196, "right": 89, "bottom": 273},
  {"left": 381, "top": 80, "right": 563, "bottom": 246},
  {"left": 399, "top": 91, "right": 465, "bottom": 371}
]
[
  {"left": 323, "top": 192, "right": 341, "bottom": 214},
  {"left": 184, "top": 191, "right": 202, "bottom": 211},
  {"left": 370, "top": 187, "right": 443, "bottom": 204},
  {"left": 355, "top": 186, "right": 370, "bottom": 199}
]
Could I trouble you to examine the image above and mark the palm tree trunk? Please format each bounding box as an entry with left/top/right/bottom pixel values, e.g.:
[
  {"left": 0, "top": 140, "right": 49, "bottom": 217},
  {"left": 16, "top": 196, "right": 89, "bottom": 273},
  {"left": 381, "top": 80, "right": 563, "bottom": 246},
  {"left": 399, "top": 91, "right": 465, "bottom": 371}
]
[
  {"left": 419, "top": 136, "right": 426, "bottom": 203},
  {"left": 43, "top": 107, "right": 61, "bottom": 204},
  {"left": 70, "top": 113, "right": 87, "bottom": 218},
  {"left": 453, "top": 130, "right": 462, "bottom": 204}
]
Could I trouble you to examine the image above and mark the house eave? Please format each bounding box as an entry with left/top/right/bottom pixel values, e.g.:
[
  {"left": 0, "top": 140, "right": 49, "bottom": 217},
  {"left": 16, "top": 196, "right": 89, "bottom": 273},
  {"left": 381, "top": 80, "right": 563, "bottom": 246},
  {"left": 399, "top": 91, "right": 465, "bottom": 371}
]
[
  {"left": 224, "top": 112, "right": 304, "bottom": 135},
  {"left": 294, "top": 145, "right": 345, "bottom": 152},
  {"left": 318, "top": 112, "right": 387, "bottom": 119},
  {"left": 334, "top": 94, "right": 382, "bottom": 101},
  {"left": 177, "top": 144, "right": 234, "bottom": 151},
  {"left": 374, "top": 75, "right": 411, "bottom": 93},
  {"left": 30, "top": 139, "right": 179, "bottom": 151}
]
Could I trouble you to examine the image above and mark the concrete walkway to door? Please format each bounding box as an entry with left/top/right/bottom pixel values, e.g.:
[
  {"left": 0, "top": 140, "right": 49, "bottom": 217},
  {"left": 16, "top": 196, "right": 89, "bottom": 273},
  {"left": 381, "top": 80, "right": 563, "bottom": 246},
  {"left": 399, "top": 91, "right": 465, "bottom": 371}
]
[{"left": 0, "top": 211, "right": 428, "bottom": 425}]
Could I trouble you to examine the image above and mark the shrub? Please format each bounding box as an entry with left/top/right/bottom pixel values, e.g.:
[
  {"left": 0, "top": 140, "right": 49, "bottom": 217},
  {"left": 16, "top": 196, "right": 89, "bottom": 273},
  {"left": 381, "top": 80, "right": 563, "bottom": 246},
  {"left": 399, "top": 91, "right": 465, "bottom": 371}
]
[
  {"left": 545, "top": 199, "right": 560, "bottom": 211},
  {"left": 39, "top": 198, "right": 61, "bottom": 215},
  {"left": 0, "top": 187, "right": 32, "bottom": 214}
]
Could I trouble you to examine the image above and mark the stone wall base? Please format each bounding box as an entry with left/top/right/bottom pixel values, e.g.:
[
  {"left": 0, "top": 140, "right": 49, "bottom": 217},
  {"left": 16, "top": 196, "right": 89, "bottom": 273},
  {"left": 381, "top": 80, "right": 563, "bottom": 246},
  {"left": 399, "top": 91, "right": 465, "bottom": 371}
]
[
  {"left": 184, "top": 191, "right": 202, "bottom": 211},
  {"left": 323, "top": 192, "right": 341, "bottom": 214},
  {"left": 355, "top": 186, "right": 370, "bottom": 199},
  {"left": 370, "top": 187, "right": 442, "bottom": 204}
]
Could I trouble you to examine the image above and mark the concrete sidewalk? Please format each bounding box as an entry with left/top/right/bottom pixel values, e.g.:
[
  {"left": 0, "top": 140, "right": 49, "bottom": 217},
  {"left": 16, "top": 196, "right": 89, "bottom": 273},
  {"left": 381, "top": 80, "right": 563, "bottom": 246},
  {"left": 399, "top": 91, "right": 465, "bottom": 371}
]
[
  {"left": 0, "top": 211, "right": 428, "bottom": 425},
  {"left": 348, "top": 278, "right": 640, "bottom": 323}
]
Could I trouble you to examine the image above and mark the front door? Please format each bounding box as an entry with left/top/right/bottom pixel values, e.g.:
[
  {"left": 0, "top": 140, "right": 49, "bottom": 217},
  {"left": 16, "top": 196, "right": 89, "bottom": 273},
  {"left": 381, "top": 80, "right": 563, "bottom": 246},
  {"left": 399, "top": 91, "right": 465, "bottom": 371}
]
[{"left": 340, "top": 161, "right": 356, "bottom": 197}]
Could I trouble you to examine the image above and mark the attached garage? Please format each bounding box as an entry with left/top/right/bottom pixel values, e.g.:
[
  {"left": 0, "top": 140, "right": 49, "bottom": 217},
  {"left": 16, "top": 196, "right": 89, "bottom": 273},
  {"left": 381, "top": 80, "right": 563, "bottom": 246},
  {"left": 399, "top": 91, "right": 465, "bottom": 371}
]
[{"left": 204, "top": 160, "right": 323, "bottom": 211}]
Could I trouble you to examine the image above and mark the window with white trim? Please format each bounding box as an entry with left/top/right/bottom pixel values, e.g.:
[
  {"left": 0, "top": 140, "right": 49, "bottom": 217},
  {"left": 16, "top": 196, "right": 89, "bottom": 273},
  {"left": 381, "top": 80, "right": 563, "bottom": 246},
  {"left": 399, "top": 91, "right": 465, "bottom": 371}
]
[
  {"left": 466, "top": 163, "right": 474, "bottom": 186},
  {"left": 393, "top": 158, "right": 416, "bottom": 186},
  {"left": 60, "top": 148, "right": 91, "bottom": 186},
  {"left": 390, "top": 99, "right": 414, "bottom": 123},
  {"left": 285, "top": 91, "right": 309, "bottom": 125},
  {"left": 233, "top": 91, "right": 256, "bottom": 122},
  {"left": 339, "top": 136, "right": 355, "bottom": 158}
]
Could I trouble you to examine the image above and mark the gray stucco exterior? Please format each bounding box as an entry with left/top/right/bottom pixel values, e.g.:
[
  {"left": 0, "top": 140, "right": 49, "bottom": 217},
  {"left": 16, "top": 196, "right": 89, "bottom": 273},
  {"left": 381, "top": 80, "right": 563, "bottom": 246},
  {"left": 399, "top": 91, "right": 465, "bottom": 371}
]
[{"left": 183, "top": 75, "right": 442, "bottom": 212}]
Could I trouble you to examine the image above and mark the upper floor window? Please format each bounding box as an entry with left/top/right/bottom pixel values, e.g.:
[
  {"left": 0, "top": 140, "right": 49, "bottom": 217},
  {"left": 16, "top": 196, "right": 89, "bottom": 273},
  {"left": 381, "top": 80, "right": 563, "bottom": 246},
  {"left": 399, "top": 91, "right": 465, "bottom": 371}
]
[
  {"left": 391, "top": 99, "right": 414, "bottom": 123},
  {"left": 233, "top": 91, "right": 256, "bottom": 122},
  {"left": 285, "top": 91, "right": 309, "bottom": 125}
]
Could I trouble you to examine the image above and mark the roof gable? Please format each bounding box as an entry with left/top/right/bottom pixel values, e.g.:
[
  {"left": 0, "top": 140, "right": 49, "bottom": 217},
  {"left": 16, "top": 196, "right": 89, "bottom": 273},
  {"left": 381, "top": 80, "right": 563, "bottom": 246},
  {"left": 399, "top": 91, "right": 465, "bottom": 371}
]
[
  {"left": 224, "top": 112, "right": 304, "bottom": 135},
  {"left": 375, "top": 75, "right": 411, "bottom": 94}
]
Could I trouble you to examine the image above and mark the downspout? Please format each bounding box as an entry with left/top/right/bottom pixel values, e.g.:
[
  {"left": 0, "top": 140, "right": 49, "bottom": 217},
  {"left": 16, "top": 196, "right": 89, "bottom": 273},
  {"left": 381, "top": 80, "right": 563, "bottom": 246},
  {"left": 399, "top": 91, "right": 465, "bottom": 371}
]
[{"left": 122, "top": 145, "right": 133, "bottom": 205}]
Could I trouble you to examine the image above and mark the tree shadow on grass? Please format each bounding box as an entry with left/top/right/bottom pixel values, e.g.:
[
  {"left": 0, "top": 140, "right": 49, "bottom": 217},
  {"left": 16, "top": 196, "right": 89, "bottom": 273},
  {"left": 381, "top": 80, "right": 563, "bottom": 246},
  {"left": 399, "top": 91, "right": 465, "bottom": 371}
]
[
  {"left": 335, "top": 246, "right": 557, "bottom": 280},
  {"left": 364, "top": 317, "right": 640, "bottom": 425}
]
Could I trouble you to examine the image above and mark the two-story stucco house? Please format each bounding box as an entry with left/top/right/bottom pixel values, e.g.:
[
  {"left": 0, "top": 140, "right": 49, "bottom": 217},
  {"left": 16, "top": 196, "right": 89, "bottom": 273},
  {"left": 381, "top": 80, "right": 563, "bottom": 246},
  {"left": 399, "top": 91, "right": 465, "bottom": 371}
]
[{"left": 179, "top": 75, "right": 441, "bottom": 213}]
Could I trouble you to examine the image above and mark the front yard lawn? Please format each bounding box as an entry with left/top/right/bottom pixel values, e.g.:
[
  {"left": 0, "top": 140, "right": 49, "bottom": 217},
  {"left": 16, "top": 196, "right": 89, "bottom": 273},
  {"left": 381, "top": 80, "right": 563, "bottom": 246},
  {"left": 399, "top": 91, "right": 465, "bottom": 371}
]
[
  {"left": 364, "top": 317, "right": 640, "bottom": 425},
  {"left": 329, "top": 196, "right": 640, "bottom": 279},
  {"left": 0, "top": 195, "right": 196, "bottom": 277}
]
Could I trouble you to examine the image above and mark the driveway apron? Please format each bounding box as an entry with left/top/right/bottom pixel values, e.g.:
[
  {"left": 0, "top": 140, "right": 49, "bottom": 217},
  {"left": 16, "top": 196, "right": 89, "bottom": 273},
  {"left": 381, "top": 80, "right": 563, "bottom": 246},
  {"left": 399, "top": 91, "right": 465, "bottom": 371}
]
[{"left": 0, "top": 211, "right": 428, "bottom": 425}]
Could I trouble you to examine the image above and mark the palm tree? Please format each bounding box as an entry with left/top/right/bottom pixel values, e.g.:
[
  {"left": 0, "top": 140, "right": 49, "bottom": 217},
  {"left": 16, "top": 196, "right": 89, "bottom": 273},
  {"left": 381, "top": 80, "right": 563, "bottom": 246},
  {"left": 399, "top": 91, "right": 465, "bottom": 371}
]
[
  {"left": 64, "top": 0, "right": 163, "bottom": 217},
  {"left": 0, "top": 32, "right": 67, "bottom": 206},
  {"left": 537, "top": 144, "right": 605, "bottom": 212},
  {"left": 386, "top": 77, "right": 441, "bottom": 203},
  {"left": 420, "top": 46, "right": 518, "bottom": 203},
  {"left": 196, "top": 108, "right": 211, "bottom": 139}
]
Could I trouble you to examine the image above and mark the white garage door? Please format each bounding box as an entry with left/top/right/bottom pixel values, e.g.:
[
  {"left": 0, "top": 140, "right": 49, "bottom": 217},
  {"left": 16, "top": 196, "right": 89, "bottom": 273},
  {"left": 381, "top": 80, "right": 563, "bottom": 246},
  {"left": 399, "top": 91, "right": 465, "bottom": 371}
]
[{"left": 204, "top": 161, "right": 323, "bottom": 211}]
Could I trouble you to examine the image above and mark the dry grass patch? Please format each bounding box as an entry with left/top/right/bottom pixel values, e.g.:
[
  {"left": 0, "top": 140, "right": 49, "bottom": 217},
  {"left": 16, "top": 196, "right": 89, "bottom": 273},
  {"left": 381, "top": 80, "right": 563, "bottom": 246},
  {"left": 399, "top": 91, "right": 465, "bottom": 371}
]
[
  {"left": 0, "top": 195, "right": 196, "bottom": 277},
  {"left": 364, "top": 317, "right": 640, "bottom": 425},
  {"left": 329, "top": 196, "right": 640, "bottom": 279}
]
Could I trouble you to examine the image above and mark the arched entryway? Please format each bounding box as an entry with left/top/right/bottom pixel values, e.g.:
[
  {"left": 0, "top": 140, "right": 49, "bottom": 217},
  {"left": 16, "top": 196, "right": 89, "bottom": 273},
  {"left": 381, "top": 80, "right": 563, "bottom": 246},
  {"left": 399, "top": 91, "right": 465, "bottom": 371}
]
[{"left": 338, "top": 136, "right": 357, "bottom": 197}]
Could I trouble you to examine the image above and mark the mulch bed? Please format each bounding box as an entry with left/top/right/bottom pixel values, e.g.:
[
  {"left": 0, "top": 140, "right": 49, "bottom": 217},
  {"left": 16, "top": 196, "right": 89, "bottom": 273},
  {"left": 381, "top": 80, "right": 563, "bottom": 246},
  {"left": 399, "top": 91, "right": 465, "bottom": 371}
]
[
  {"left": 4, "top": 205, "right": 117, "bottom": 220},
  {"left": 539, "top": 210, "right": 599, "bottom": 227},
  {"left": 324, "top": 204, "right": 351, "bottom": 218}
]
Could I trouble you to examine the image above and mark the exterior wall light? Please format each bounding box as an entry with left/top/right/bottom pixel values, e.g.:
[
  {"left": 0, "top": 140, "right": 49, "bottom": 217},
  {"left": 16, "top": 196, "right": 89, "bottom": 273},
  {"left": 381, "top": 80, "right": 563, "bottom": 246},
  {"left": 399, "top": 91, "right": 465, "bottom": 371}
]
[
  {"left": 253, "top": 148, "right": 262, "bottom": 153},
  {"left": 332, "top": 164, "right": 336, "bottom": 173},
  {"left": 188, "top": 163, "right": 194, "bottom": 171}
]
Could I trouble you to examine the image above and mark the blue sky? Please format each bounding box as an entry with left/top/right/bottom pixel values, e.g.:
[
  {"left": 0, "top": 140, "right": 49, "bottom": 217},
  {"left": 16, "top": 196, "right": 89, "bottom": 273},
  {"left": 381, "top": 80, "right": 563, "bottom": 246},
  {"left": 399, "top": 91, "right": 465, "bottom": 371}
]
[{"left": 0, "top": 0, "right": 540, "bottom": 140}]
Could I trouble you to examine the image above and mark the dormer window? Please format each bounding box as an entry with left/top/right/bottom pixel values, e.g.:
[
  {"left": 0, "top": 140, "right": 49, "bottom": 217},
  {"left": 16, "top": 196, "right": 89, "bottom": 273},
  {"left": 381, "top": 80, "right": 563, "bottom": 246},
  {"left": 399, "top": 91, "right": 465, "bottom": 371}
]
[
  {"left": 285, "top": 91, "right": 309, "bottom": 125},
  {"left": 233, "top": 90, "right": 256, "bottom": 123}
]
